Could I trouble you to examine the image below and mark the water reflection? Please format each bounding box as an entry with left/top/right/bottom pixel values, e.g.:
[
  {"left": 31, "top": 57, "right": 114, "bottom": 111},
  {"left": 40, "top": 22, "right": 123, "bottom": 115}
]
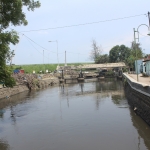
[
  {"left": 0, "top": 79, "right": 150, "bottom": 150},
  {"left": 130, "top": 108, "right": 150, "bottom": 149},
  {"left": 0, "top": 91, "right": 40, "bottom": 125},
  {"left": 59, "top": 79, "right": 126, "bottom": 110},
  {"left": 0, "top": 109, "right": 5, "bottom": 118},
  {"left": 0, "top": 140, "right": 10, "bottom": 150},
  {"left": 0, "top": 91, "right": 31, "bottom": 110},
  {"left": 61, "top": 79, "right": 121, "bottom": 112},
  {"left": 111, "top": 94, "right": 125, "bottom": 105}
]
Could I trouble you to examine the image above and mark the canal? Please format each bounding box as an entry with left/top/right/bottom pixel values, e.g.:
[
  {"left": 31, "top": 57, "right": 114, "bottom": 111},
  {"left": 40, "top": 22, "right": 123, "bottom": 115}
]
[{"left": 0, "top": 78, "right": 150, "bottom": 150}]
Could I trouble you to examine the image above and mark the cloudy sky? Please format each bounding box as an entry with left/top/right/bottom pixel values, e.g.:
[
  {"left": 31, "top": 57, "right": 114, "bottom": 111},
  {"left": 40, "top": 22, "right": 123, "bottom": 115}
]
[{"left": 10, "top": 0, "right": 150, "bottom": 65}]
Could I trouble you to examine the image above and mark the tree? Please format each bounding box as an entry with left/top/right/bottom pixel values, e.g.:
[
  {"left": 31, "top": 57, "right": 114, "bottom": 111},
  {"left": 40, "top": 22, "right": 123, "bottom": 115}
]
[
  {"left": 118, "top": 45, "right": 131, "bottom": 63},
  {"left": 109, "top": 45, "right": 131, "bottom": 63},
  {"left": 126, "top": 55, "right": 135, "bottom": 69},
  {"left": 90, "top": 40, "right": 102, "bottom": 63},
  {"left": 125, "top": 42, "right": 143, "bottom": 70},
  {"left": 0, "top": 0, "right": 40, "bottom": 87},
  {"left": 130, "top": 42, "right": 143, "bottom": 58},
  {"left": 109, "top": 45, "right": 120, "bottom": 63},
  {"left": 95, "top": 54, "right": 109, "bottom": 64}
]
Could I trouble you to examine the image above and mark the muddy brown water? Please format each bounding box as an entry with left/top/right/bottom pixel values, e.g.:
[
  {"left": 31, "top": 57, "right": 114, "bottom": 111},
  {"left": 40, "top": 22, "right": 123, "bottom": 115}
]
[{"left": 0, "top": 78, "right": 150, "bottom": 150}]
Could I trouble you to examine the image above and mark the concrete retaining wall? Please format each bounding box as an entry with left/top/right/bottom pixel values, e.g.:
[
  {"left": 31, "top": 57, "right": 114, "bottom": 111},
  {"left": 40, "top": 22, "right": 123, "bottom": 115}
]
[
  {"left": 123, "top": 73, "right": 150, "bottom": 126},
  {"left": 123, "top": 73, "right": 150, "bottom": 97}
]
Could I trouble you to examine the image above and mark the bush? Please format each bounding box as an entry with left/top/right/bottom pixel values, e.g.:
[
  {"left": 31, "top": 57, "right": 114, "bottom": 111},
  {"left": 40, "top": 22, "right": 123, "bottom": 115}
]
[
  {"left": 105, "top": 70, "right": 115, "bottom": 77},
  {"left": 142, "top": 73, "right": 148, "bottom": 77}
]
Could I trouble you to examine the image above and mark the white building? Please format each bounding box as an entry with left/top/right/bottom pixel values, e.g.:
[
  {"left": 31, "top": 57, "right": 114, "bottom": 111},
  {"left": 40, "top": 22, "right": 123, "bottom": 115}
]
[
  {"left": 135, "top": 59, "right": 144, "bottom": 74},
  {"left": 143, "top": 58, "right": 150, "bottom": 76}
]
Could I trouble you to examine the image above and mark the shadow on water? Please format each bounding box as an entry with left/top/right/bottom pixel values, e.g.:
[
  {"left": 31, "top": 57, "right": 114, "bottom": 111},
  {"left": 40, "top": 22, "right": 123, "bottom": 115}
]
[{"left": 130, "top": 108, "right": 150, "bottom": 149}]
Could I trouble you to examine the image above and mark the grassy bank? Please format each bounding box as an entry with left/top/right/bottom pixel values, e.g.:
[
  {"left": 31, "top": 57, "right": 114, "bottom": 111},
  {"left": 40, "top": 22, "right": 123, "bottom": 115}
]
[{"left": 13, "top": 63, "right": 92, "bottom": 73}]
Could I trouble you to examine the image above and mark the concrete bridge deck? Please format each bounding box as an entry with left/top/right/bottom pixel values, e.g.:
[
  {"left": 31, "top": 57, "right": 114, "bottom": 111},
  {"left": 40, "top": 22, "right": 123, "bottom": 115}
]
[{"left": 77, "top": 62, "right": 126, "bottom": 69}]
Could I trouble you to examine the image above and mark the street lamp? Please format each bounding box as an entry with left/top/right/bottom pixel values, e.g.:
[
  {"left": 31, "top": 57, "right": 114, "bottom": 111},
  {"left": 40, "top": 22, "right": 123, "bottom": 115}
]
[
  {"left": 133, "top": 23, "right": 150, "bottom": 81},
  {"left": 48, "top": 40, "right": 59, "bottom": 67}
]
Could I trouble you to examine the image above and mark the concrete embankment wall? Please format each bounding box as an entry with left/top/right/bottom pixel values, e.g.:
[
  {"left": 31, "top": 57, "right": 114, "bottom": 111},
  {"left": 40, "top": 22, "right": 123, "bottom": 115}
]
[{"left": 123, "top": 73, "right": 150, "bottom": 126}]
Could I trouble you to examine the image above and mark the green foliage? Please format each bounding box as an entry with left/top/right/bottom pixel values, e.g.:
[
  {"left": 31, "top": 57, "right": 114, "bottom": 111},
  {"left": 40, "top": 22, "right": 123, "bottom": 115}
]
[
  {"left": 13, "top": 63, "right": 91, "bottom": 73},
  {"left": 105, "top": 70, "right": 114, "bottom": 77},
  {"left": 122, "top": 67, "right": 127, "bottom": 72},
  {"left": 0, "top": 0, "right": 40, "bottom": 30},
  {"left": 14, "top": 66, "right": 22, "bottom": 70},
  {"left": 109, "top": 45, "right": 131, "bottom": 63},
  {"left": 126, "top": 55, "right": 135, "bottom": 69},
  {"left": 123, "top": 77, "right": 127, "bottom": 86},
  {"left": 142, "top": 73, "right": 148, "bottom": 77},
  {"left": 125, "top": 42, "right": 143, "bottom": 69},
  {"left": 95, "top": 54, "right": 109, "bottom": 64},
  {"left": 0, "top": 0, "right": 40, "bottom": 87},
  {"left": 118, "top": 45, "right": 131, "bottom": 63},
  {"left": 109, "top": 45, "right": 120, "bottom": 63},
  {"left": 0, "top": 65, "right": 16, "bottom": 87}
]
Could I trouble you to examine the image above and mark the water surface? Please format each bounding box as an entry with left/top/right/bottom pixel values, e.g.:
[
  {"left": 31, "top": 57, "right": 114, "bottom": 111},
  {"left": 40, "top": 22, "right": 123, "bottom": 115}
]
[{"left": 0, "top": 78, "right": 150, "bottom": 150}]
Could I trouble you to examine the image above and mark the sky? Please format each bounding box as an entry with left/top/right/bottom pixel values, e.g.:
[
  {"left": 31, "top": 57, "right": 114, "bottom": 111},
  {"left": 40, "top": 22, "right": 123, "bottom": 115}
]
[{"left": 10, "top": 0, "right": 150, "bottom": 65}]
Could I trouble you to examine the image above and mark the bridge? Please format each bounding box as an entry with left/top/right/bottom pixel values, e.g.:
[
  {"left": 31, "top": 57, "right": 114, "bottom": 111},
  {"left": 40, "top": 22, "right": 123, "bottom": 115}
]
[
  {"left": 57, "top": 62, "right": 126, "bottom": 71},
  {"left": 76, "top": 62, "right": 126, "bottom": 70}
]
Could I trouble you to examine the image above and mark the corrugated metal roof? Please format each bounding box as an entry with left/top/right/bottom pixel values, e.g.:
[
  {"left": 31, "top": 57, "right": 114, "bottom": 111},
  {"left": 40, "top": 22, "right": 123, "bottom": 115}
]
[{"left": 77, "top": 62, "right": 126, "bottom": 69}]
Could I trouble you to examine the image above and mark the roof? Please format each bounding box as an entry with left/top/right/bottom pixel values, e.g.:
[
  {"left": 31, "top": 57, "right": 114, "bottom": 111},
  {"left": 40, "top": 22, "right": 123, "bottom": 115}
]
[
  {"left": 77, "top": 62, "right": 126, "bottom": 69},
  {"left": 143, "top": 55, "right": 150, "bottom": 62},
  {"left": 143, "top": 58, "right": 150, "bottom": 62}
]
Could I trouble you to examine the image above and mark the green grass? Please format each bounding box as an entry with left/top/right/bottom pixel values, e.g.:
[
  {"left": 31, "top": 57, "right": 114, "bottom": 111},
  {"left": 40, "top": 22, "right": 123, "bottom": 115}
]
[{"left": 13, "top": 62, "right": 93, "bottom": 73}]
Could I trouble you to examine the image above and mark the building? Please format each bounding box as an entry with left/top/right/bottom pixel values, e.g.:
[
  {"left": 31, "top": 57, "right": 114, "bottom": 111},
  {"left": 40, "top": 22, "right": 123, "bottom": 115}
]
[
  {"left": 143, "top": 57, "right": 150, "bottom": 76},
  {"left": 135, "top": 59, "right": 144, "bottom": 74}
]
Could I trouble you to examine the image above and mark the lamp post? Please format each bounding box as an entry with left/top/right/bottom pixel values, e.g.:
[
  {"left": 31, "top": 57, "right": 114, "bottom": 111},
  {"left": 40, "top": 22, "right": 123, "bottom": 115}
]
[
  {"left": 148, "top": 11, "right": 150, "bottom": 31},
  {"left": 133, "top": 28, "right": 139, "bottom": 81},
  {"left": 133, "top": 22, "right": 150, "bottom": 81},
  {"left": 48, "top": 40, "right": 59, "bottom": 67}
]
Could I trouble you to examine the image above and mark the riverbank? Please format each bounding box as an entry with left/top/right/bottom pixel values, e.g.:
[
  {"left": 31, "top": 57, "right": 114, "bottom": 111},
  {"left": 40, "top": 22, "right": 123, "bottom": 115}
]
[{"left": 0, "top": 75, "right": 59, "bottom": 100}]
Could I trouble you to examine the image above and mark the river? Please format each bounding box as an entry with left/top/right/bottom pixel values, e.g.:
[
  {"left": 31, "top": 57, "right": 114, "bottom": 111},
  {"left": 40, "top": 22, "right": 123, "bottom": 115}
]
[{"left": 0, "top": 78, "right": 150, "bottom": 150}]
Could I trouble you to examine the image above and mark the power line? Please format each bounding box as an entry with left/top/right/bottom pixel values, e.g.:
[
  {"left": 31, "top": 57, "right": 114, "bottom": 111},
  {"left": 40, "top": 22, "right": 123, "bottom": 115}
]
[
  {"left": 20, "top": 13, "right": 146, "bottom": 32},
  {"left": 21, "top": 33, "right": 90, "bottom": 56},
  {"left": 25, "top": 36, "right": 43, "bottom": 55},
  {"left": 25, "top": 35, "right": 56, "bottom": 61},
  {"left": 67, "top": 51, "right": 90, "bottom": 55},
  {"left": 22, "top": 34, "right": 59, "bottom": 54}
]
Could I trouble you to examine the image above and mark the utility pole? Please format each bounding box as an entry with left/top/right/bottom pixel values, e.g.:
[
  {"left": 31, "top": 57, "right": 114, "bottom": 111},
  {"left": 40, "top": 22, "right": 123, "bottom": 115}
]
[
  {"left": 56, "top": 40, "right": 59, "bottom": 67},
  {"left": 43, "top": 50, "right": 45, "bottom": 74},
  {"left": 65, "top": 51, "right": 67, "bottom": 66},
  {"left": 133, "top": 28, "right": 138, "bottom": 81},
  {"left": 148, "top": 12, "right": 150, "bottom": 29}
]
